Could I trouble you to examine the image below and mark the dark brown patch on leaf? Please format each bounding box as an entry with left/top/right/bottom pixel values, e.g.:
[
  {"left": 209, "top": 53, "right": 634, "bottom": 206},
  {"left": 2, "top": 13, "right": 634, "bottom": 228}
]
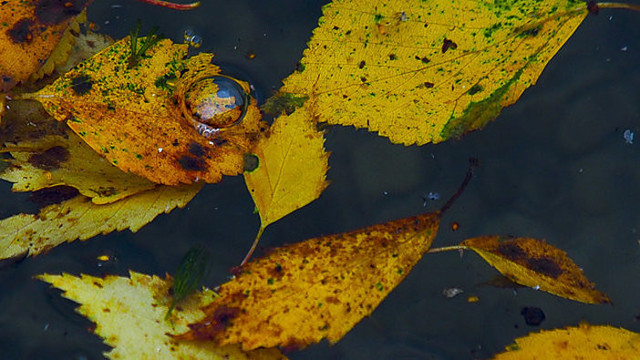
[
  {"left": 28, "top": 185, "right": 79, "bottom": 207},
  {"left": 527, "top": 257, "right": 563, "bottom": 278},
  {"left": 358, "top": 60, "right": 365, "bottom": 69},
  {"left": 188, "top": 306, "right": 240, "bottom": 339},
  {"left": 388, "top": 54, "right": 397, "bottom": 60},
  {"left": 424, "top": 82, "right": 434, "bottom": 88},
  {"left": 178, "top": 155, "right": 206, "bottom": 172},
  {"left": 7, "top": 19, "right": 35, "bottom": 44},
  {"left": 35, "top": 0, "right": 87, "bottom": 26},
  {"left": 188, "top": 142, "right": 205, "bottom": 157},
  {"left": 71, "top": 74, "right": 93, "bottom": 95},
  {"left": 442, "top": 38, "right": 458, "bottom": 53},
  {"left": 497, "top": 242, "right": 526, "bottom": 261},
  {"left": 28, "top": 146, "right": 70, "bottom": 171}
]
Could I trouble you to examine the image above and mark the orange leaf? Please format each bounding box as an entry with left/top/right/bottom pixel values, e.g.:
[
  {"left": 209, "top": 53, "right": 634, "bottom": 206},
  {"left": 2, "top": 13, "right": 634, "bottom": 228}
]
[
  {"left": 0, "top": 0, "right": 90, "bottom": 91},
  {"left": 180, "top": 211, "right": 440, "bottom": 350},
  {"left": 27, "top": 37, "right": 266, "bottom": 185}
]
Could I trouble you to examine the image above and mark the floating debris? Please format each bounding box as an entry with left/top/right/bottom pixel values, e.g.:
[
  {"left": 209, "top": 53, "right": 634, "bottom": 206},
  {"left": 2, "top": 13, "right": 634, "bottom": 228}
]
[
  {"left": 442, "top": 287, "right": 464, "bottom": 298},
  {"left": 183, "top": 29, "right": 202, "bottom": 48},
  {"left": 624, "top": 129, "right": 634, "bottom": 144}
]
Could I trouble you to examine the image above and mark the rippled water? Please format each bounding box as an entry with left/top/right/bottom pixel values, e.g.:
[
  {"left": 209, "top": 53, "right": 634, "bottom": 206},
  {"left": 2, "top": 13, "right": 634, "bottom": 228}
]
[{"left": 2, "top": 1, "right": 640, "bottom": 359}]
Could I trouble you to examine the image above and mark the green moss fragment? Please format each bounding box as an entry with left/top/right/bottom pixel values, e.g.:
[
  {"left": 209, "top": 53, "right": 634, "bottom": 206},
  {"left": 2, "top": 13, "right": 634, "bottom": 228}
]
[{"left": 261, "top": 93, "right": 308, "bottom": 116}]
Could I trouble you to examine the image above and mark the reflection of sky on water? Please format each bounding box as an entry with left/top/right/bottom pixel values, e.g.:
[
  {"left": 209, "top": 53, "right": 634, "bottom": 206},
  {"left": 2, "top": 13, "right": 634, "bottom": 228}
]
[{"left": 1, "top": 1, "right": 640, "bottom": 359}]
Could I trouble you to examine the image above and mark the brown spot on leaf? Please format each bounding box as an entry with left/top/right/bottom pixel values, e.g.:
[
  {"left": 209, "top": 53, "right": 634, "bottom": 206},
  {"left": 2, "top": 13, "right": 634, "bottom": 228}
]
[
  {"left": 496, "top": 242, "right": 526, "bottom": 260},
  {"left": 442, "top": 38, "right": 458, "bottom": 53},
  {"left": 178, "top": 155, "right": 206, "bottom": 171},
  {"left": 388, "top": 54, "right": 397, "bottom": 60},
  {"left": 423, "top": 82, "right": 434, "bottom": 88},
  {"left": 28, "top": 185, "right": 79, "bottom": 207},
  {"left": 28, "top": 146, "right": 70, "bottom": 170},
  {"left": 358, "top": 60, "right": 365, "bottom": 69},
  {"left": 71, "top": 74, "right": 93, "bottom": 95},
  {"left": 527, "top": 257, "right": 563, "bottom": 278},
  {"left": 7, "top": 19, "right": 35, "bottom": 44},
  {"left": 188, "top": 142, "right": 205, "bottom": 157},
  {"left": 35, "top": 0, "right": 87, "bottom": 26}
]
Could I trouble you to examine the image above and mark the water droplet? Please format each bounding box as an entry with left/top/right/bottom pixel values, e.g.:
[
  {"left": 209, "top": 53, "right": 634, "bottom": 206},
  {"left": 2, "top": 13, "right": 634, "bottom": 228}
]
[{"left": 180, "top": 75, "right": 248, "bottom": 138}]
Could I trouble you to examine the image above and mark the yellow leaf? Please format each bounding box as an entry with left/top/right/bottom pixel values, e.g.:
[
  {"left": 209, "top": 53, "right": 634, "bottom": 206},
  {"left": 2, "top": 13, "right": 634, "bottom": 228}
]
[
  {"left": 0, "top": 184, "right": 202, "bottom": 260},
  {"left": 492, "top": 323, "right": 640, "bottom": 359},
  {"left": 279, "top": 0, "right": 590, "bottom": 145},
  {"left": 0, "top": 0, "right": 89, "bottom": 91},
  {"left": 244, "top": 105, "right": 330, "bottom": 229},
  {"left": 460, "top": 236, "right": 610, "bottom": 304},
  {"left": 26, "top": 37, "right": 266, "bottom": 185},
  {"left": 181, "top": 211, "right": 440, "bottom": 350},
  {"left": 1, "top": 101, "right": 155, "bottom": 204},
  {"left": 38, "top": 271, "right": 286, "bottom": 360}
]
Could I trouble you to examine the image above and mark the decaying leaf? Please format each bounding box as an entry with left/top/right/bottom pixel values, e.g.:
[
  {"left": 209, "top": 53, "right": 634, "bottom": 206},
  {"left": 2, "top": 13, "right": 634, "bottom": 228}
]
[
  {"left": 0, "top": 0, "right": 90, "bottom": 91},
  {"left": 0, "top": 183, "right": 202, "bottom": 260},
  {"left": 25, "top": 36, "right": 266, "bottom": 185},
  {"left": 242, "top": 105, "right": 329, "bottom": 263},
  {"left": 492, "top": 323, "right": 640, "bottom": 359},
  {"left": 181, "top": 211, "right": 441, "bottom": 350},
  {"left": 1, "top": 101, "right": 156, "bottom": 204},
  {"left": 278, "top": 0, "right": 591, "bottom": 145},
  {"left": 460, "top": 236, "right": 610, "bottom": 304},
  {"left": 38, "top": 271, "right": 286, "bottom": 360}
]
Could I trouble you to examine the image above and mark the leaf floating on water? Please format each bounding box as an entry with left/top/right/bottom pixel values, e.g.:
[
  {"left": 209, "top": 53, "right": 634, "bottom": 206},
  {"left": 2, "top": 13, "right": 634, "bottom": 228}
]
[
  {"left": 492, "top": 323, "right": 640, "bottom": 359},
  {"left": 167, "top": 245, "right": 214, "bottom": 319},
  {"left": 26, "top": 37, "right": 266, "bottom": 185},
  {"left": 460, "top": 236, "right": 611, "bottom": 304},
  {"left": 0, "top": 184, "right": 202, "bottom": 261},
  {"left": 279, "top": 0, "right": 591, "bottom": 145},
  {"left": 0, "top": 0, "right": 89, "bottom": 91},
  {"left": 243, "top": 105, "right": 329, "bottom": 263},
  {"left": 38, "top": 271, "right": 286, "bottom": 360},
  {"left": 181, "top": 211, "right": 441, "bottom": 350},
  {"left": 1, "top": 101, "right": 156, "bottom": 204}
]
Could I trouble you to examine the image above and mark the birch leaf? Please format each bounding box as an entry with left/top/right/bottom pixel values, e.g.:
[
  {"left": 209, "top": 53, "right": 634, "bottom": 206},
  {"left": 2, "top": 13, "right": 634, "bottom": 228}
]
[
  {"left": 244, "top": 105, "right": 330, "bottom": 230},
  {"left": 38, "top": 271, "right": 286, "bottom": 360},
  {"left": 492, "top": 323, "right": 640, "bottom": 359},
  {"left": 25, "top": 37, "right": 266, "bottom": 185},
  {"left": 181, "top": 211, "right": 441, "bottom": 350},
  {"left": 278, "top": 0, "right": 592, "bottom": 145},
  {"left": 461, "top": 236, "right": 611, "bottom": 304},
  {"left": 0, "top": 183, "right": 202, "bottom": 260},
  {"left": 0, "top": 0, "right": 89, "bottom": 91},
  {"left": 1, "top": 101, "right": 155, "bottom": 204}
]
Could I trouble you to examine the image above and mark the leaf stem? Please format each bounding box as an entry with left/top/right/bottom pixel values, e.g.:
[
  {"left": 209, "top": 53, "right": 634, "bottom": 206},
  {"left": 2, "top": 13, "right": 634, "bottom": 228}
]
[
  {"left": 134, "top": 0, "right": 200, "bottom": 10},
  {"left": 426, "top": 245, "right": 468, "bottom": 254},
  {"left": 240, "top": 224, "right": 266, "bottom": 266},
  {"left": 438, "top": 158, "right": 478, "bottom": 216}
]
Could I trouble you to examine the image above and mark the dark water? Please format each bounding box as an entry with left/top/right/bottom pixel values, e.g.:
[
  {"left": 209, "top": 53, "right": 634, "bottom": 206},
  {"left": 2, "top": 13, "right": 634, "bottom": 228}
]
[{"left": 2, "top": 1, "right": 640, "bottom": 359}]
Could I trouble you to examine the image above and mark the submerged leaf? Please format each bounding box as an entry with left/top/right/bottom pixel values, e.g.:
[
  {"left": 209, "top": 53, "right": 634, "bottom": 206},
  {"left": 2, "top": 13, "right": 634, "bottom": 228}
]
[
  {"left": 27, "top": 37, "right": 266, "bottom": 185},
  {"left": 492, "top": 323, "right": 640, "bottom": 359},
  {"left": 38, "top": 272, "right": 286, "bottom": 360},
  {"left": 0, "top": 184, "right": 202, "bottom": 260},
  {"left": 182, "top": 211, "right": 440, "bottom": 350},
  {"left": 461, "top": 236, "right": 610, "bottom": 304},
  {"left": 279, "top": 0, "right": 590, "bottom": 145},
  {"left": 167, "top": 245, "right": 214, "bottom": 319}
]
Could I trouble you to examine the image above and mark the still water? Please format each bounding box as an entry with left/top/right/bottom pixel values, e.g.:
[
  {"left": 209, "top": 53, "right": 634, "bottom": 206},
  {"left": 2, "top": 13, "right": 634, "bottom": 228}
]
[{"left": 1, "top": 0, "right": 640, "bottom": 359}]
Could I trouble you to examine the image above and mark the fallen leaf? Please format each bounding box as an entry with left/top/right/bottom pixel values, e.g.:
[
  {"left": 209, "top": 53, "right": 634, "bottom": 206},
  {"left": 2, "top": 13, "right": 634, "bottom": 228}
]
[
  {"left": 492, "top": 323, "right": 640, "bottom": 359},
  {"left": 0, "top": 0, "right": 90, "bottom": 91},
  {"left": 278, "top": 0, "right": 591, "bottom": 145},
  {"left": 182, "top": 211, "right": 440, "bottom": 350},
  {"left": 0, "top": 183, "right": 202, "bottom": 260},
  {"left": 242, "top": 105, "right": 329, "bottom": 262},
  {"left": 38, "top": 271, "right": 286, "bottom": 360},
  {"left": 460, "top": 236, "right": 610, "bottom": 304},
  {"left": 25, "top": 36, "right": 266, "bottom": 185},
  {"left": 1, "top": 101, "right": 156, "bottom": 204}
]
